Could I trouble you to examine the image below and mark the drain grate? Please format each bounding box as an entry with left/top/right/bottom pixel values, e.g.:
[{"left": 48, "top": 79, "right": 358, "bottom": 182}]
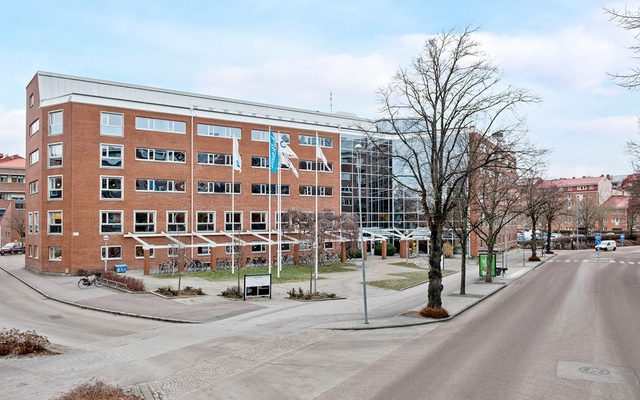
[{"left": 558, "top": 361, "right": 638, "bottom": 385}]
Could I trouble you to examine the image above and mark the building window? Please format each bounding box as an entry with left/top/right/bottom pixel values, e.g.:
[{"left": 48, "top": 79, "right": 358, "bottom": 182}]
[
  {"left": 197, "top": 152, "right": 232, "bottom": 166},
  {"left": 29, "top": 180, "right": 38, "bottom": 195},
  {"left": 197, "top": 181, "right": 240, "bottom": 194},
  {"left": 252, "top": 244, "right": 266, "bottom": 253},
  {"left": 167, "top": 211, "right": 187, "bottom": 232},
  {"left": 135, "top": 246, "right": 155, "bottom": 259},
  {"left": 100, "top": 112, "right": 124, "bottom": 136},
  {"left": 49, "top": 111, "right": 63, "bottom": 135},
  {"left": 299, "top": 160, "right": 333, "bottom": 172},
  {"left": 251, "top": 130, "right": 290, "bottom": 143},
  {"left": 34, "top": 212, "right": 39, "bottom": 233},
  {"left": 299, "top": 134, "right": 333, "bottom": 148},
  {"left": 225, "top": 245, "right": 241, "bottom": 254},
  {"left": 101, "top": 144, "right": 124, "bottom": 168},
  {"left": 28, "top": 245, "right": 32, "bottom": 257},
  {"left": 134, "top": 211, "right": 156, "bottom": 233},
  {"left": 48, "top": 143, "right": 63, "bottom": 168},
  {"left": 197, "top": 246, "right": 211, "bottom": 256},
  {"left": 197, "top": 124, "right": 241, "bottom": 138},
  {"left": 196, "top": 211, "right": 216, "bottom": 232},
  {"left": 224, "top": 212, "right": 242, "bottom": 231},
  {"left": 48, "top": 246, "right": 62, "bottom": 261},
  {"left": 100, "top": 211, "right": 123, "bottom": 233},
  {"left": 135, "top": 117, "right": 186, "bottom": 134},
  {"left": 48, "top": 176, "right": 63, "bottom": 200},
  {"left": 135, "top": 148, "right": 186, "bottom": 163},
  {"left": 28, "top": 212, "right": 33, "bottom": 234},
  {"left": 299, "top": 185, "right": 332, "bottom": 196},
  {"left": 250, "top": 212, "right": 267, "bottom": 231},
  {"left": 29, "top": 119, "right": 39, "bottom": 135},
  {"left": 29, "top": 94, "right": 34, "bottom": 108},
  {"left": 101, "top": 246, "right": 122, "bottom": 260},
  {"left": 135, "top": 179, "right": 186, "bottom": 193},
  {"left": 48, "top": 211, "right": 62, "bottom": 234},
  {"left": 29, "top": 149, "right": 39, "bottom": 166},
  {"left": 251, "top": 184, "right": 289, "bottom": 195},
  {"left": 281, "top": 243, "right": 290, "bottom": 251},
  {"left": 251, "top": 156, "right": 268, "bottom": 168},
  {"left": 101, "top": 176, "right": 123, "bottom": 200}
]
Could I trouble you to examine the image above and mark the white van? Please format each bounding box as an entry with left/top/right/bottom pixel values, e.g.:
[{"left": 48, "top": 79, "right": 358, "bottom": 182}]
[{"left": 595, "top": 240, "right": 616, "bottom": 251}]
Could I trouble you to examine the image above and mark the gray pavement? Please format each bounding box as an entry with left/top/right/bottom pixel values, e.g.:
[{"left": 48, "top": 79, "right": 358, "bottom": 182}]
[{"left": 1, "top": 248, "right": 546, "bottom": 329}]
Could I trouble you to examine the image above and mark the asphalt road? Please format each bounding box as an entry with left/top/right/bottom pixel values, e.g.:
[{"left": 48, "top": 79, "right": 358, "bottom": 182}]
[{"left": 320, "top": 248, "right": 640, "bottom": 400}]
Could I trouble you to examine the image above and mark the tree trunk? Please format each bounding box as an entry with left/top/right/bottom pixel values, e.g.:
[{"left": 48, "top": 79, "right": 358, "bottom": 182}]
[
  {"left": 485, "top": 240, "right": 495, "bottom": 283},
  {"left": 530, "top": 216, "right": 538, "bottom": 258},
  {"left": 546, "top": 219, "right": 553, "bottom": 253},
  {"left": 427, "top": 223, "right": 444, "bottom": 308},
  {"left": 459, "top": 232, "right": 468, "bottom": 295}
]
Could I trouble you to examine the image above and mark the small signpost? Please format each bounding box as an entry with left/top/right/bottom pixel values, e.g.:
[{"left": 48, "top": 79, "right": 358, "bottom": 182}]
[
  {"left": 595, "top": 233, "right": 602, "bottom": 263},
  {"left": 621, "top": 233, "right": 625, "bottom": 247},
  {"left": 243, "top": 273, "right": 272, "bottom": 300}
]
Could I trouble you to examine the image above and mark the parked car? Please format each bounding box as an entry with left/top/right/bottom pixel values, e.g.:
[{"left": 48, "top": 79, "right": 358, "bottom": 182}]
[
  {"left": 550, "top": 233, "right": 563, "bottom": 240},
  {"left": 0, "top": 242, "right": 24, "bottom": 255},
  {"left": 595, "top": 240, "right": 616, "bottom": 252}
]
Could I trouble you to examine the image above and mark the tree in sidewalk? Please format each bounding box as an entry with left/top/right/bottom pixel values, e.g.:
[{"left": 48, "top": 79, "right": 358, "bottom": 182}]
[
  {"left": 540, "top": 185, "right": 567, "bottom": 253},
  {"left": 373, "top": 27, "right": 538, "bottom": 310},
  {"left": 521, "top": 170, "right": 549, "bottom": 261},
  {"left": 469, "top": 142, "right": 544, "bottom": 283}
]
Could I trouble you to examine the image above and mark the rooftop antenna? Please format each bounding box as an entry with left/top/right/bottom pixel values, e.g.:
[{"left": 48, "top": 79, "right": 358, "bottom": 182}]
[{"left": 329, "top": 91, "right": 333, "bottom": 113}]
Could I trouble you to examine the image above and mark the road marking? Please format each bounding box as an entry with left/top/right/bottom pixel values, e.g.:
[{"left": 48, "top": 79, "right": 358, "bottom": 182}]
[
  {"left": 557, "top": 361, "right": 638, "bottom": 385},
  {"left": 565, "top": 260, "right": 571, "bottom": 263},
  {"left": 629, "top": 261, "right": 635, "bottom": 264},
  {"left": 619, "top": 261, "right": 626, "bottom": 264}
]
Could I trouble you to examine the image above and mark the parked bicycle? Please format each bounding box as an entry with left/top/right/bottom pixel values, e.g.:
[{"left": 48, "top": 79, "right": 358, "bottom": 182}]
[{"left": 78, "top": 273, "right": 103, "bottom": 289}]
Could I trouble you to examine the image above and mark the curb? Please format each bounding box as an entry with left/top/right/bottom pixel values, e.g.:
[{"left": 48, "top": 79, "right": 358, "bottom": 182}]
[
  {"left": 0, "top": 266, "right": 201, "bottom": 324},
  {"left": 330, "top": 255, "right": 554, "bottom": 330}
]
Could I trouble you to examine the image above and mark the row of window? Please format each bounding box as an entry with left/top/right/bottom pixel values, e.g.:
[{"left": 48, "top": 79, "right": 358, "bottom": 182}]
[
  {"left": 30, "top": 176, "right": 333, "bottom": 199},
  {"left": 29, "top": 143, "right": 333, "bottom": 172},
  {"left": 28, "top": 110, "right": 334, "bottom": 148},
  {"left": 28, "top": 210, "right": 295, "bottom": 235},
  {"left": 31, "top": 242, "right": 308, "bottom": 262}
]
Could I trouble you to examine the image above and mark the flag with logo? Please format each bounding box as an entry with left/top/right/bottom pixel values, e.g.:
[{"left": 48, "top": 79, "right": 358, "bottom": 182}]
[
  {"left": 232, "top": 136, "right": 242, "bottom": 172},
  {"left": 269, "top": 130, "right": 279, "bottom": 174}
]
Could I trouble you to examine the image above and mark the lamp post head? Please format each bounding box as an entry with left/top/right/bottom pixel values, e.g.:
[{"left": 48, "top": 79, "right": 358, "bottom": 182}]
[
  {"left": 354, "top": 143, "right": 362, "bottom": 152},
  {"left": 103, "top": 235, "right": 109, "bottom": 242}
]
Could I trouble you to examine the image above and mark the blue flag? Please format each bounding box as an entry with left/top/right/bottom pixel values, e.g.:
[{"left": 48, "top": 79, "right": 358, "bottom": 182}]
[{"left": 270, "top": 130, "right": 279, "bottom": 174}]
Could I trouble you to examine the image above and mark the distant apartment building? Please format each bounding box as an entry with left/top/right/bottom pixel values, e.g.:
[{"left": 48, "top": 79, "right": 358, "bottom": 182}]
[{"left": 0, "top": 154, "right": 26, "bottom": 245}]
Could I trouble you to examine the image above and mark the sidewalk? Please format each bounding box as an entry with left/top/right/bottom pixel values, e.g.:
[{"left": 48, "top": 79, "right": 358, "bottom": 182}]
[{"left": 0, "top": 249, "right": 551, "bottom": 329}]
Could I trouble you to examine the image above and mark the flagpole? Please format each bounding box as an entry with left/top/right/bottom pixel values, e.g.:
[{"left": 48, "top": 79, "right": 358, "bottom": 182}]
[
  {"left": 231, "top": 158, "right": 235, "bottom": 275},
  {"left": 268, "top": 127, "right": 272, "bottom": 276},
  {"left": 314, "top": 132, "right": 319, "bottom": 293},
  {"left": 277, "top": 134, "right": 282, "bottom": 279}
]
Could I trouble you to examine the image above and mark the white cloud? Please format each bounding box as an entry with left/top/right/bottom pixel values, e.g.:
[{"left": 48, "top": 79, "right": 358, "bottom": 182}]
[{"left": 0, "top": 107, "right": 25, "bottom": 156}]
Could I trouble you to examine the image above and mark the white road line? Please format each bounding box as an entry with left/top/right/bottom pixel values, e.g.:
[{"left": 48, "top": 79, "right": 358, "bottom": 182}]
[
  {"left": 629, "top": 261, "right": 635, "bottom": 264},
  {"left": 619, "top": 261, "right": 625, "bottom": 264},
  {"left": 564, "top": 260, "right": 571, "bottom": 263}
]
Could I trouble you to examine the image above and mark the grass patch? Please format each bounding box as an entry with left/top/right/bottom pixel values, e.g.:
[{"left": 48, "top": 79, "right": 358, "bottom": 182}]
[
  {"left": 389, "top": 261, "right": 420, "bottom": 268},
  {"left": 156, "top": 262, "right": 356, "bottom": 284},
  {"left": 368, "top": 269, "right": 455, "bottom": 291}
]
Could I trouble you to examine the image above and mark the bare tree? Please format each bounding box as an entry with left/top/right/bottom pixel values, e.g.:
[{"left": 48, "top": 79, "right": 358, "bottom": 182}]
[
  {"left": 469, "top": 143, "right": 542, "bottom": 283},
  {"left": 541, "top": 186, "right": 567, "bottom": 253},
  {"left": 374, "top": 28, "right": 538, "bottom": 308},
  {"left": 578, "top": 196, "right": 604, "bottom": 235},
  {"left": 521, "top": 172, "right": 548, "bottom": 260},
  {"left": 606, "top": 5, "right": 640, "bottom": 89},
  {"left": 9, "top": 210, "right": 25, "bottom": 240},
  {"left": 449, "top": 176, "right": 470, "bottom": 295}
]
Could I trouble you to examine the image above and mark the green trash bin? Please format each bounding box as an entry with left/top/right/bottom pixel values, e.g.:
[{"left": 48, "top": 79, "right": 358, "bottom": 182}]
[{"left": 478, "top": 252, "right": 497, "bottom": 277}]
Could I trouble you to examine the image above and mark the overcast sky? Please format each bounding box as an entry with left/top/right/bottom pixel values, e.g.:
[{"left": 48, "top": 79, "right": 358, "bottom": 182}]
[{"left": 1, "top": 0, "right": 639, "bottom": 178}]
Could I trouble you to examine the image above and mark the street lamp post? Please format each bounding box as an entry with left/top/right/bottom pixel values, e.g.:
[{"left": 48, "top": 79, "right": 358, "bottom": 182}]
[
  {"left": 354, "top": 144, "right": 369, "bottom": 324},
  {"left": 103, "top": 235, "right": 109, "bottom": 272}
]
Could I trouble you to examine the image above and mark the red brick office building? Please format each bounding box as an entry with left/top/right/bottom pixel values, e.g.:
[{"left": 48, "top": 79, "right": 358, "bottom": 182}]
[{"left": 25, "top": 72, "right": 371, "bottom": 274}]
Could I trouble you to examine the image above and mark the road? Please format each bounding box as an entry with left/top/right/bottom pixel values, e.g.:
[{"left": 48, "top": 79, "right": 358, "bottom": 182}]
[{"left": 321, "top": 248, "right": 640, "bottom": 400}]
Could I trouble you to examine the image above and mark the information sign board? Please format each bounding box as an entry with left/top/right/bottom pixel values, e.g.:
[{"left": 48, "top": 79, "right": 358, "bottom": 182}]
[{"left": 244, "top": 274, "right": 272, "bottom": 300}]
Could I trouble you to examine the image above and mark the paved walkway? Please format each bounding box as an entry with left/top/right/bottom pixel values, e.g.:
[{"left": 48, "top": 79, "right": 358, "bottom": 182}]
[{"left": 0, "top": 248, "right": 550, "bottom": 329}]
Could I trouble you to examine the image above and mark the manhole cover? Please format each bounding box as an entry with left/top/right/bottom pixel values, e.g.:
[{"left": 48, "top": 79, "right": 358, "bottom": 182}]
[
  {"left": 47, "top": 315, "right": 63, "bottom": 320},
  {"left": 579, "top": 366, "right": 610, "bottom": 376}
]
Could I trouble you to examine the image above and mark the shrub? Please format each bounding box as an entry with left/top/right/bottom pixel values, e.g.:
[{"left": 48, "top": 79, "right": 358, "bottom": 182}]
[
  {"left": 346, "top": 247, "right": 362, "bottom": 259},
  {"left": 0, "top": 328, "right": 50, "bottom": 356},
  {"left": 219, "top": 286, "right": 243, "bottom": 299},
  {"left": 287, "top": 287, "right": 337, "bottom": 300},
  {"left": 102, "top": 271, "right": 145, "bottom": 292},
  {"left": 386, "top": 243, "right": 397, "bottom": 255},
  {"left": 374, "top": 243, "right": 397, "bottom": 256},
  {"left": 182, "top": 286, "right": 205, "bottom": 296},
  {"left": 54, "top": 380, "right": 141, "bottom": 400},
  {"left": 155, "top": 286, "right": 178, "bottom": 296},
  {"left": 442, "top": 243, "right": 454, "bottom": 258},
  {"left": 419, "top": 307, "right": 449, "bottom": 319}
]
